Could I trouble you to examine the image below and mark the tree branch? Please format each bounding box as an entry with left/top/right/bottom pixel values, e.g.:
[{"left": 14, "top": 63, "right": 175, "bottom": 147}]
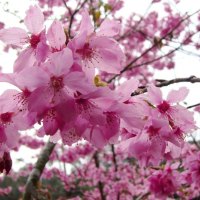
[
  {"left": 62, "top": 0, "right": 72, "bottom": 16},
  {"left": 111, "top": 145, "right": 118, "bottom": 172},
  {"left": 68, "top": 0, "right": 88, "bottom": 38},
  {"left": 187, "top": 103, "right": 200, "bottom": 109},
  {"left": 23, "top": 142, "right": 56, "bottom": 200},
  {"left": 93, "top": 152, "right": 106, "bottom": 200},
  {"left": 108, "top": 8, "right": 200, "bottom": 83},
  {"left": 131, "top": 76, "right": 200, "bottom": 96}
]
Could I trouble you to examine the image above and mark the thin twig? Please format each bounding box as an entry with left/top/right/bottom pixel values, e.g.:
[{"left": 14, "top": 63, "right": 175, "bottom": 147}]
[
  {"left": 68, "top": 0, "right": 88, "bottom": 37},
  {"left": 111, "top": 145, "right": 118, "bottom": 172},
  {"left": 108, "top": 8, "right": 200, "bottom": 83},
  {"left": 187, "top": 103, "right": 200, "bottom": 109},
  {"left": 93, "top": 152, "right": 106, "bottom": 200},
  {"left": 62, "top": 0, "right": 72, "bottom": 16},
  {"left": 190, "top": 134, "right": 200, "bottom": 149}
]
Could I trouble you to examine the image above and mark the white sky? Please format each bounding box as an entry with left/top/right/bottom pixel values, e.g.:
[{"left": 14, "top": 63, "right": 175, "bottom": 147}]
[{"left": 0, "top": 0, "right": 200, "bottom": 170}]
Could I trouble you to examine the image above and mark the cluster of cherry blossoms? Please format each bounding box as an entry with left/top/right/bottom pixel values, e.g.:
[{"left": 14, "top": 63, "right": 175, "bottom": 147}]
[
  {"left": 0, "top": 4, "right": 197, "bottom": 175},
  {"left": 1, "top": 141, "right": 200, "bottom": 199}
]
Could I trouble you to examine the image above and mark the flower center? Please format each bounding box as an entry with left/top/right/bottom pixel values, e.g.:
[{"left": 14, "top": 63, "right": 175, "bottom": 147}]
[
  {"left": 50, "top": 76, "right": 64, "bottom": 92},
  {"left": 76, "top": 43, "right": 93, "bottom": 60},
  {"left": 0, "top": 112, "right": 13, "bottom": 124},
  {"left": 157, "top": 101, "right": 170, "bottom": 114},
  {"left": 30, "top": 34, "right": 40, "bottom": 48},
  {"left": 147, "top": 125, "right": 160, "bottom": 137}
]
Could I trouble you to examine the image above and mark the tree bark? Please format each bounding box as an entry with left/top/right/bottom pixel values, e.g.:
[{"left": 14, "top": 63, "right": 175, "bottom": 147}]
[{"left": 23, "top": 142, "right": 56, "bottom": 200}]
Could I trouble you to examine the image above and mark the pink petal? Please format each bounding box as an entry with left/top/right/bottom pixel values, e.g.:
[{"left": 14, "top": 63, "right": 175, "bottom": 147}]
[
  {"left": 83, "top": 127, "right": 106, "bottom": 149},
  {"left": 28, "top": 87, "right": 50, "bottom": 113},
  {"left": 116, "top": 78, "right": 139, "bottom": 102},
  {"left": 61, "top": 129, "right": 81, "bottom": 146},
  {"left": 90, "top": 36, "right": 124, "bottom": 73},
  {"left": 147, "top": 85, "right": 163, "bottom": 105},
  {"left": 103, "top": 112, "right": 120, "bottom": 143},
  {"left": 167, "top": 87, "right": 189, "bottom": 103},
  {"left": 14, "top": 48, "right": 36, "bottom": 72},
  {"left": 0, "top": 90, "right": 19, "bottom": 112},
  {"left": 92, "top": 48, "right": 121, "bottom": 74},
  {"left": 35, "top": 42, "right": 49, "bottom": 62},
  {"left": 68, "top": 31, "right": 87, "bottom": 51},
  {"left": 0, "top": 73, "right": 17, "bottom": 86},
  {"left": 64, "top": 72, "right": 93, "bottom": 94},
  {"left": 5, "top": 125, "right": 19, "bottom": 149},
  {"left": 0, "top": 126, "right": 7, "bottom": 143},
  {"left": 79, "top": 10, "right": 94, "bottom": 35},
  {"left": 50, "top": 131, "right": 61, "bottom": 143},
  {"left": 47, "top": 20, "right": 66, "bottom": 50},
  {"left": 0, "top": 28, "right": 28, "bottom": 47},
  {"left": 15, "top": 67, "right": 49, "bottom": 91},
  {"left": 24, "top": 5, "right": 44, "bottom": 34},
  {"left": 98, "top": 19, "right": 120, "bottom": 37},
  {"left": 43, "top": 117, "right": 59, "bottom": 136},
  {"left": 46, "top": 48, "right": 73, "bottom": 76}
]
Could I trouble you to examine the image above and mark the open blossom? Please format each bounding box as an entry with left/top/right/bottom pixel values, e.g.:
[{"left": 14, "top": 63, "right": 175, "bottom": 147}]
[
  {"left": 118, "top": 85, "right": 196, "bottom": 166},
  {"left": 119, "top": 118, "right": 172, "bottom": 166},
  {"left": 68, "top": 10, "right": 125, "bottom": 76},
  {"left": 148, "top": 167, "right": 180, "bottom": 199},
  {"left": 184, "top": 152, "right": 200, "bottom": 187},
  {"left": 0, "top": 5, "right": 49, "bottom": 72},
  {"left": 146, "top": 85, "right": 196, "bottom": 144}
]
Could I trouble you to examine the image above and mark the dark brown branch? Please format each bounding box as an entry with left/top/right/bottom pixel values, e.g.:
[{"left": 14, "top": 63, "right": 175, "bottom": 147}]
[
  {"left": 131, "top": 45, "right": 180, "bottom": 69},
  {"left": 110, "top": 144, "right": 120, "bottom": 200},
  {"left": 108, "top": 8, "right": 200, "bottom": 83},
  {"left": 131, "top": 76, "right": 200, "bottom": 96},
  {"left": 190, "top": 135, "right": 200, "bottom": 149},
  {"left": 187, "top": 103, "right": 200, "bottom": 109},
  {"left": 93, "top": 152, "right": 106, "bottom": 200},
  {"left": 111, "top": 145, "right": 118, "bottom": 172},
  {"left": 114, "top": 30, "right": 198, "bottom": 73},
  {"left": 23, "top": 142, "right": 56, "bottom": 200},
  {"left": 62, "top": 0, "right": 72, "bottom": 16},
  {"left": 68, "top": 0, "right": 88, "bottom": 37}
]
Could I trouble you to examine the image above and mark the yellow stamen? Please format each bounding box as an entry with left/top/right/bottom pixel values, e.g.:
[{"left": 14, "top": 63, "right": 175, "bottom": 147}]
[{"left": 94, "top": 75, "right": 108, "bottom": 87}]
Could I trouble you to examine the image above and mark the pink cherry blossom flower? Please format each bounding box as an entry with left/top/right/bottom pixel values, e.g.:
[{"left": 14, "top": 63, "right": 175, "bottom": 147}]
[
  {"left": 184, "top": 152, "right": 200, "bottom": 187},
  {"left": 146, "top": 85, "right": 196, "bottom": 145},
  {"left": 148, "top": 167, "right": 180, "bottom": 199},
  {"left": 0, "top": 5, "right": 49, "bottom": 72},
  {"left": 68, "top": 10, "right": 124, "bottom": 76}
]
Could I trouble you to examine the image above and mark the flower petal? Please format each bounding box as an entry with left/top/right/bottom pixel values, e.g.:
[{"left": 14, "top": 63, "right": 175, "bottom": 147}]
[
  {"left": 147, "top": 85, "right": 163, "bottom": 105},
  {"left": 0, "top": 28, "right": 28, "bottom": 47},
  {"left": 46, "top": 48, "right": 73, "bottom": 76},
  {"left": 98, "top": 19, "right": 120, "bottom": 37},
  {"left": 14, "top": 48, "right": 36, "bottom": 72},
  {"left": 24, "top": 5, "right": 44, "bottom": 34},
  {"left": 167, "top": 87, "right": 189, "bottom": 103},
  {"left": 79, "top": 10, "right": 94, "bottom": 35},
  {"left": 47, "top": 20, "right": 66, "bottom": 50}
]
